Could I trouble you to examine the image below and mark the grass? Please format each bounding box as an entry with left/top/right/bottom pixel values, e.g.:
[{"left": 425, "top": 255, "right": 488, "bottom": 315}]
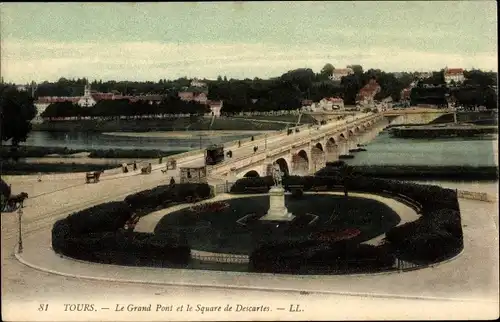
[{"left": 154, "top": 194, "right": 401, "bottom": 255}]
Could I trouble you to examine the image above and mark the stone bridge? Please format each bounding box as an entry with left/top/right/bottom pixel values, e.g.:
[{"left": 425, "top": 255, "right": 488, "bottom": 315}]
[{"left": 207, "top": 113, "right": 388, "bottom": 180}]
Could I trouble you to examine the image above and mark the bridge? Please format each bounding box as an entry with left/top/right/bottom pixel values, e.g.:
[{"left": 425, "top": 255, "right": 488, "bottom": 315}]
[
  {"left": 204, "top": 113, "right": 386, "bottom": 179},
  {"left": 169, "top": 108, "right": 454, "bottom": 181}
]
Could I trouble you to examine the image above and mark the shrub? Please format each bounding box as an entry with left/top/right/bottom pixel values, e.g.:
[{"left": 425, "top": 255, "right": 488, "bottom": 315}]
[
  {"left": 51, "top": 219, "right": 72, "bottom": 253},
  {"left": 58, "top": 231, "right": 191, "bottom": 266},
  {"left": 66, "top": 201, "right": 133, "bottom": 235},
  {"left": 291, "top": 188, "right": 303, "bottom": 199},
  {"left": 249, "top": 241, "right": 394, "bottom": 273}
]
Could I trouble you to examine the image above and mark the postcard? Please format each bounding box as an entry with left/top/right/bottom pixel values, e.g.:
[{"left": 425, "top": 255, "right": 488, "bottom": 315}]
[{"left": 1, "top": 2, "right": 498, "bottom": 321}]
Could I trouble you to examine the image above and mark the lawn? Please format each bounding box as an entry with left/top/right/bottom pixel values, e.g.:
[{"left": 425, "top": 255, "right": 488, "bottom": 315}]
[{"left": 154, "top": 194, "right": 401, "bottom": 255}]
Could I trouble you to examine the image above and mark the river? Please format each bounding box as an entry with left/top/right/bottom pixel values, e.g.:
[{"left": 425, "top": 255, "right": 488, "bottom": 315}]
[
  {"left": 347, "top": 131, "right": 497, "bottom": 167},
  {"left": 19, "top": 131, "right": 264, "bottom": 151}
]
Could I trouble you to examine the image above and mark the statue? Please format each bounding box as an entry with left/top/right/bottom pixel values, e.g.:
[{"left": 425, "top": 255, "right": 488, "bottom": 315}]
[{"left": 272, "top": 163, "right": 283, "bottom": 187}]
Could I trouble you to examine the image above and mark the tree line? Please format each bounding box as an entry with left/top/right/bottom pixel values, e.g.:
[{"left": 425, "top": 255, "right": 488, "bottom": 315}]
[{"left": 40, "top": 96, "right": 210, "bottom": 118}]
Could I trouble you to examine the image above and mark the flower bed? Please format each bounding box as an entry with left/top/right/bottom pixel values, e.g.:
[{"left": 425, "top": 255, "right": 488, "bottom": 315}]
[
  {"left": 310, "top": 228, "right": 361, "bottom": 242},
  {"left": 189, "top": 201, "right": 230, "bottom": 213}
]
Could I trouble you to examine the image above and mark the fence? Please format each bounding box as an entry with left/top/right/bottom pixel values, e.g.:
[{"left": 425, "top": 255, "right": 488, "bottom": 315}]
[{"left": 191, "top": 251, "right": 249, "bottom": 264}]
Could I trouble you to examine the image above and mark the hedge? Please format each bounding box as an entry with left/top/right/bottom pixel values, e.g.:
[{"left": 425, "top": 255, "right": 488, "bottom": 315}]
[
  {"left": 66, "top": 201, "right": 133, "bottom": 235},
  {"left": 249, "top": 240, "right": 395, "bottom": 274},
  {"left": 53, "top": 229, "right": 191, "bottom": 266},
  {"left": 52, "top": 183, "right": 213, "bottom": 267}
]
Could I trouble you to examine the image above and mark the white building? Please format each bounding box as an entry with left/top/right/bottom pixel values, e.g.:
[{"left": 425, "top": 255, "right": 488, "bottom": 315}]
[
  {"left": 77, "top": 84, "right": 97, "bottom": 107},
  {"left": 329, "top": 68, "right": 354, "bottom": 81},
  {"left": 318, "top": 97, "right": 344, "bottom": 110},
  {"left": 444, "top": 68, "right": 465, "bottom": 85},
  {"left": 208, "top": 100, "right": 223, "bottom": 117}
]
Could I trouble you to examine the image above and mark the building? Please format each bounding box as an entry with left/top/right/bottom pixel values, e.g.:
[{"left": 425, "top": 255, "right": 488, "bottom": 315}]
[
  {"left": 400, "top": 87, "right": 411, "bottom": 101},
  {"left": 207, "top": 100, "right": 223, "bottom": 117},
  {"left": 444, "top": 68, "right": 465, "bottom": 85},
  {"left": 329, "top": 68, "right": 354, "bottom": 81},
  {"left": 77, "top": 84, "right": 97, "bottom": 107},
  {"left": 178, "top": 91, "right": 208, "bottom": 104},
  {"left": 318, "top": 97, "right": 344, "bottom": 110},
  {"left": 356, "top": 79, "right": 381, "bottom": 106}
]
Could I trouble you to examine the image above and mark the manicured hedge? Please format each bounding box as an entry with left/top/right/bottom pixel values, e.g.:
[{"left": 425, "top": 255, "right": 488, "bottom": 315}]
[
  {"left": 66, "top": 201, "right": 133, "bottom": 235},
  {"left": 52, "top": 183, "right": 213, "bottom": 267},
  {"left": 53, "top": 229, "right": 191, "bottom": 266},
  {"left": 249, "top": 240, "right": 395, "bottom": 274}
]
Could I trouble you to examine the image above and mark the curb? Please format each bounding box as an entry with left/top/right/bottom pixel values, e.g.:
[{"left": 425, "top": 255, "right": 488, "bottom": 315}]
[{"left": 14, "top": 245, "right": 482, "bottom": 303}]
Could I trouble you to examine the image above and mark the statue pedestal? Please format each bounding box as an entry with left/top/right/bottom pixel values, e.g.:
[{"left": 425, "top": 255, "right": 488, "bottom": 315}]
[{"left": 260, "top": 186, "right": 295, "bottom": 222}]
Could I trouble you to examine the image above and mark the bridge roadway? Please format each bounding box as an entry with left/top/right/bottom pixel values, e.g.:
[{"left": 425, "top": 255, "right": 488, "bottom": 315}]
[{"left": 181, "top": 112, "right": 378, "bottom": 174}]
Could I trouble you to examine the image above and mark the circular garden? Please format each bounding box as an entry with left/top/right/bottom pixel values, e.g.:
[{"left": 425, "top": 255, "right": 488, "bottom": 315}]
[
  {"left": 51, "top": 172, "right": 464, "bottom": 275},
  {"left": 154, "top": 194, "right": 401, "bottom": 255}
]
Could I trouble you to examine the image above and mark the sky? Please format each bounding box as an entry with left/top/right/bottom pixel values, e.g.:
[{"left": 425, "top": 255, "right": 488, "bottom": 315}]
[{"left": 1, "top": 1, "right": 498, "bottom": 84}]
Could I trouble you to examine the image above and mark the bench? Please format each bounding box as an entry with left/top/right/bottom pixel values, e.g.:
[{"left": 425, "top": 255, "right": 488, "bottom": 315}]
[{"left": 85, "top": 171, "right": 101, "bottom": 184}]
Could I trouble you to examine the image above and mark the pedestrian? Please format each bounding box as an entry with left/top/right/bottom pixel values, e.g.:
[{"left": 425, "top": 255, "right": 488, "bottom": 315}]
[
  {"left": 159, "top": 156, "right": 163, "bottom": 164},
  {"left": 170, "top": 177, "right": 176, "bottom": 186},
  {"left": 238, "top": 140, "right": 241, "bottom": 147},
  {"left": 133, "top": 161, "right": 137, "bottom": 171}
]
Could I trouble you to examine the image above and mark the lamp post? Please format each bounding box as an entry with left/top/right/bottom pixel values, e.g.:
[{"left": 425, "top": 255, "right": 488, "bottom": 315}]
[{"left": 17, "top": 207, "right": 23, "bottom": 254}]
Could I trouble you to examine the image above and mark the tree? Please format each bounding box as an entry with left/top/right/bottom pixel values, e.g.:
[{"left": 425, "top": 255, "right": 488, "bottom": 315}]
[
  {"left": 1, "top": 85, "right": 37, "bottom": 147},
  {"left": 319, "top": 63, "right": 335, "bottom": 80},
  {"left": 347, "top": 64, "right": 364, "bottom": 75}
]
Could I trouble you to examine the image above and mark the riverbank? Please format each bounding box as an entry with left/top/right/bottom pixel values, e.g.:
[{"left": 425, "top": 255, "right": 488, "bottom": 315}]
[
  {"left": 32, "top": 116, "right": 306, "bottom": 133},
  {"left": 390, "top": 124, "right": 498, "bottom": 138},
  {"left": 350, "top": 165, "right": 499, "bottom": 181},
  {"left": 102, "top": 130, "right": 272, "bottom": 139},
  {"left": 0, "top": 146, "right": 187, "bottom": 159}
]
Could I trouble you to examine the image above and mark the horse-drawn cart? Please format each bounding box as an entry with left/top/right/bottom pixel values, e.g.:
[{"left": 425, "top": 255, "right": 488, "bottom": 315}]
[
  {"left": 86, "top": 171, "right": 102, "bottom": 183},
  {"left": 141, "top": 163, "right": 152, "bottom": 174}
]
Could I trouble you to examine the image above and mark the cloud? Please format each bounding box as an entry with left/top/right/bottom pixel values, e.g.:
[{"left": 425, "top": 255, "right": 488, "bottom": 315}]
[{"left": 1, "top": 39, "right": 497, "bottom": 83}]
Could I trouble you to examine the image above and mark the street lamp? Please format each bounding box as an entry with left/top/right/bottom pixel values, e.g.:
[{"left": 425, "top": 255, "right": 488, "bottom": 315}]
[{"left": 17, "top": 207, "right": 23, "bottom": 254}]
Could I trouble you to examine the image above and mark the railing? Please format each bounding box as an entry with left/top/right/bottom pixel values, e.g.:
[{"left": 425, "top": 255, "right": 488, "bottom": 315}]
[{"left": 191, "top": 251, "right": 249, "bottom": 264}]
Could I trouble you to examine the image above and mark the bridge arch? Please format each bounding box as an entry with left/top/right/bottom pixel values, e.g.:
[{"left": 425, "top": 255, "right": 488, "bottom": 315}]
[
  {"left": 274, "top": 157, "right": 290, "bottom": 176},
  {"left": 314, "top": 142, "right": 324, "bottom": 151},
  {"left": 292, "top": 149, "right": 309, "bottom": 175},
  {"left": 243, "top": 170, "right": 260, "bottom": 178},
  {"left": 325, "top": 137, "right": 338, "bottom": 162}
]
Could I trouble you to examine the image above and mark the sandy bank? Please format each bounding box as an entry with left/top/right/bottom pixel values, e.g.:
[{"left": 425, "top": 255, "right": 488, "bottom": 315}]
[{"left": 102, "top": 130, "right": 272, "bottom": 139}]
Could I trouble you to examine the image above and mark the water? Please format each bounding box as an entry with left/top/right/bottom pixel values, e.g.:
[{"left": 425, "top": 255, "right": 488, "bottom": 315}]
[
  {"left": 347, "top": 131, "right": 497, "bottom": 167},
  {"left": 20, "top": 131, "right": 261, "bottom": 151}
]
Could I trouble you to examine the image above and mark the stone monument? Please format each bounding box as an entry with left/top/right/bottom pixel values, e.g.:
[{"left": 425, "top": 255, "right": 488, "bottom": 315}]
[{"left": 260, "top": 163, "right": 295, "bottom": 221}]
